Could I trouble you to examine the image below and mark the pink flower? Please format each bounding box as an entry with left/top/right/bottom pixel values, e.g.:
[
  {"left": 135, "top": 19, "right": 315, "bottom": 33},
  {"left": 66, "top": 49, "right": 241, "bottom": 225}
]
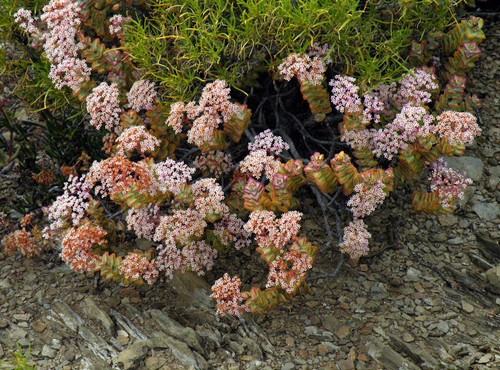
[
  {"left": 267, "top": 247, "right": 313, "bottom": 294},
  {"left": 86, "top": 82, "right": 122, "bottom": 133},
  {"left": 214, "top": 213, "right": 251, "bottom": 250},
  {"left": 347, "top": 180, "right": 387, "bottom": 218},
  {"left": 244, "top": 210, "right": 302, "bottom": 250},
  {"left": 43, "top": 174, "right": 92, "bottom": 237},
  {"left": 278, "top": 53, "right": 326, "bottom": 85},
  {"left": 393, "top": 68, "right": 438, "bottom": 108},
  {"left": 154, "top": 209, "right": 207, "bottom": 245},
  {"left": 194, "top": 151, "right": 233, "bottom": 178},
  {"left": 329, "top": 75, "right": 362, "bottom": 114},
  {"left": 211, "top": 273, "right": 248, "bottom": 316},
  {"left": 433, "top": 111, "right": 481, "bottom": 145},
  {"left": 120, "top": 253, "right": 159, "bottom": 285},
  {"left": 339, "top": 219, "right": 371, "bottom": 260},
  {"left": 185, "top": 80, "right": 243, "bottom": 148},
  {"left": 239, "top": 150, "right": 281, "bottom": 181},
  {"left": 191, "top": 178, "right": 229, "bottom": 218},
  {"left": 127, "top": 80, "right": 157, "bottom": 111},
  {"left": 372, "top": 105, "right": 434, "bottom": 160},
  {"left": 61, "top": 222, "right": 106, "bottom": 272},
  {"left": 126, "top": 205, "right": 160, "bottom": 240},
  {"left": 109, "top": 14, "right": 131, "bottom": 37},
  {"left": 154, "top": 159, "right": 196, "bottom": 195},
  {"left": 116, "top": 126, "right": 160, "bottom": 155},
  {"left": 166, "top": 102, "right": 186, "bottom": 134},
  {"left": 429, "top": 158, "right": 473, "bottom": 208},
  {"left": 248, "top": 129, "right": 290, "bottom": 155}
]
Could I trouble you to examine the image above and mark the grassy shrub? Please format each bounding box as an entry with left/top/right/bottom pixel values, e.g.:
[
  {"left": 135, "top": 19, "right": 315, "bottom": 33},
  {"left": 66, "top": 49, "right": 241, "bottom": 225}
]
[{"left": 124, "top": 0, "right": 473, "bottom": 100}]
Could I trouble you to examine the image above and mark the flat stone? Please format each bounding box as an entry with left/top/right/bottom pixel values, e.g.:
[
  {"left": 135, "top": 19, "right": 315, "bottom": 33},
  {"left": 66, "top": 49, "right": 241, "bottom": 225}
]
[
  {"left": 406, "top": 267, "right": 422, "bottom": 282},
  {"left": 336, "top": 325, "right": 351, "bottom": 340},
  {"left": 117, "top": 340, "right": 151, "bottom": 370},
  {"left": 461, "top": 301, "right": 474, "bottom": 313},
  {"left": 117, "top": 329, "right": 130, "bottom": 346},
  {"left": 0, "top": 318, "right": 8, "bottom": 328},
  {"left": 41, "top": 345, "right": 57, "bottom": 358},
  {"left": 304, "top": 326, "right": 318, "bottom": 336},
  {"left": 437, "top": 321, "right": 449, "bottom": 334},
  {"left": 32, "top": 320, "right": 47, "bottom": 333},
  {"left": 82, "top": 297, "right": 114, "bottom": 334},
  {"left": 322, "top": 315, "right": 341, "bottom": 332},
  {"left": 402, "top": 333, "right": 415, "bottom": 343},
  {"left": 444, "top": 156, "right": 483, "bottom": 182},
  {"left": 485, "top": 266, "right": 500, "bottom": 290},
  {"left": 281, "top": 362, "right": 295, "bottom": 370},
  {"left": 371, "top": 282, "right": 388, "bottom": 300},
  {"left": 367, "top": 336, "right": 420, "bottom": 370},
  {"left": 148, "top": 309, "right": 203, "bottom": 354},
  {"left": 472, "top": 203, "right": 500, "bottom": 221},
  {"left": 285, "top": 336, "right": 295, "bottom": 346}
]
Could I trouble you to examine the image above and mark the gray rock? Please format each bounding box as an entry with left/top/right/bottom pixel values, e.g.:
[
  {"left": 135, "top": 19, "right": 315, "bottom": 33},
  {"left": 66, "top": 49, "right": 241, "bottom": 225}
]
[
  {"left": 304, "top": 326, "right": 318, "bottom": 336},
  {"left": 281, "top": 362, "right": 295, "bottom": 370},
  {"left": 117, "top": 340, "right": 151, "bottom": 370},
  {"left": 406, "top": 267, "right": 422, "bottom": 282},
  {"left": 472, "top": 202, "right": 500, "bottom": 221},
  {"left": 51, "top": 300, "right": 84, "bottom": 332},
  {"left": 371, "top": 282, "right": 388, "bottom": 300},
  {"left": 41, "top": 345, "right": 57, "bottom": 358},
  {"left": 82, "top": 297, "right": 114, "bottom": 334},
  {"left": 485, "top": 266, "right": 500, "bottom": 290},
  {"left": 444, "top": 156, "right": 483, "bottom": 182},
  {"left": 153, "top": 331, "right": 207, "bottom": 370},
  {"left": 367, "top": 336, "right": 420, "bottom": 370},
  {"left": 148, "top": 309, "right": 203, "bottom": 354},
  {"left": 437, "top": 321, "right": 450, "bottom": 334}
]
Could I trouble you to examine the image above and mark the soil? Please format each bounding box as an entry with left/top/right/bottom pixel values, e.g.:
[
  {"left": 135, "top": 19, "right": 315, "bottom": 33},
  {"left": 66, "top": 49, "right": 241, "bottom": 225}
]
[{"left": 0, "top": 13, "right": 499, "bottom": 370}]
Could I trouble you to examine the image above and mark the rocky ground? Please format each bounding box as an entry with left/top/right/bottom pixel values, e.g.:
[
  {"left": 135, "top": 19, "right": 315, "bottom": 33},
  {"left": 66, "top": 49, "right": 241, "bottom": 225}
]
[{"left": 0, "top": 13, "right": 499, "bottom": 370}]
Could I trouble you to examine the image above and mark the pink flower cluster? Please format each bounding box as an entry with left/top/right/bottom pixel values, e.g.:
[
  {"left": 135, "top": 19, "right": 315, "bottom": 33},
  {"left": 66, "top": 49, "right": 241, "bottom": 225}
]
[
  {"left": 166, "top": 80, "right": 243, "bottom": 147},
  {"left": 372, "top": 105, "right": 434, "bottom": 160},
  {"left": 329, "top": 75, "right": 362, "bottom": 114},
  {"left": 278, "top": 53, "right": 326, "bottom": 85},
  {"left": 155, "top": 238, "right": 217, "bottom": 279},
  {"left": 248, "top": 129, "right": 290, "bottom": 155},
  {"left": 339, "top": 219, "right": 371, "bottom": 261},
  {"left": 126, "top": 205, "right": 160, "bottom": 240},
  {"left": 347, "top": 180, "right": 387, "bottom": 219},
  {"left": 86, "top": 155, "right": 154, "bottom": 198},
  {"left": 109, "top": 14, "right": 131, "bottom": 37},
  {"left": 429, "top": 158, "right": 472, "bottom": 208},
  {"left": 16, "top": 0, "right": 92, "bottom": 90},
  {"left": 362, "top": 93, "right": 385, "bottom": 124},
  {"left": 153, "top": 158, "right": 196, "bottom": 195},
  {"left": 191, "top": 178, "right": 229, "bottom": 218},
  {"left": 127, "top": 80, "right": 157, "bottom": 111},
  {"left": 433, "top": 111, "right": 481, "bottom": 145},
  {"left": 393, "top": 68, "right": 438, "bottom": 108},
  {"left": 165, "top": 102, "right": 186, "bottom": 134},
  {"left": 214, "top": 213, "right": 251, "bottom": 250},
  {"left": 14, "top": 9, "right": 39, "bottom": 35},
  {"left": 307, "top": 43, "right": 332, "bottom": 65},
  {"left": 116, "top": 126, "right": 160, "bottom": 155},
  {"left": 61, "top": 222, "right": 106, "bottom": 272},
  {"left": 239, "top": 150, "right": 281, "bottom": 181},
  {"left": 267, "top": 247, "right": 313, "bottom": 294},
  {"left": 86, "top": 82, "right": 122, "bottom": 133},
  {"left": 211, "top": 273, "right": 248, "bottom": 316},
  {"left": 120, "top": 253, "right": 159, "bottom": 285},
  {"left": 194, "top": 151, "right": 233, "bottom": 178},
  {"left": 244, "top": 210, "right": 302, "bottom": 250},
  {"left": 43, "top": 174, "right": 92, "bottom": 237},
  {"left": 154, "top": 209, "right": 207, "bottom": 245}
]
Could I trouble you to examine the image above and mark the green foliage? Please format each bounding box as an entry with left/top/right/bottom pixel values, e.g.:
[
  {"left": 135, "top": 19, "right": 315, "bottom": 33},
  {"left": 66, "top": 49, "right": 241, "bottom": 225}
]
[
  {"left": 0, "top": 343, "right": 36, "bottom": 370},
  {"left": 125, "top": 0, "right": 470, "bottom": 100}
]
